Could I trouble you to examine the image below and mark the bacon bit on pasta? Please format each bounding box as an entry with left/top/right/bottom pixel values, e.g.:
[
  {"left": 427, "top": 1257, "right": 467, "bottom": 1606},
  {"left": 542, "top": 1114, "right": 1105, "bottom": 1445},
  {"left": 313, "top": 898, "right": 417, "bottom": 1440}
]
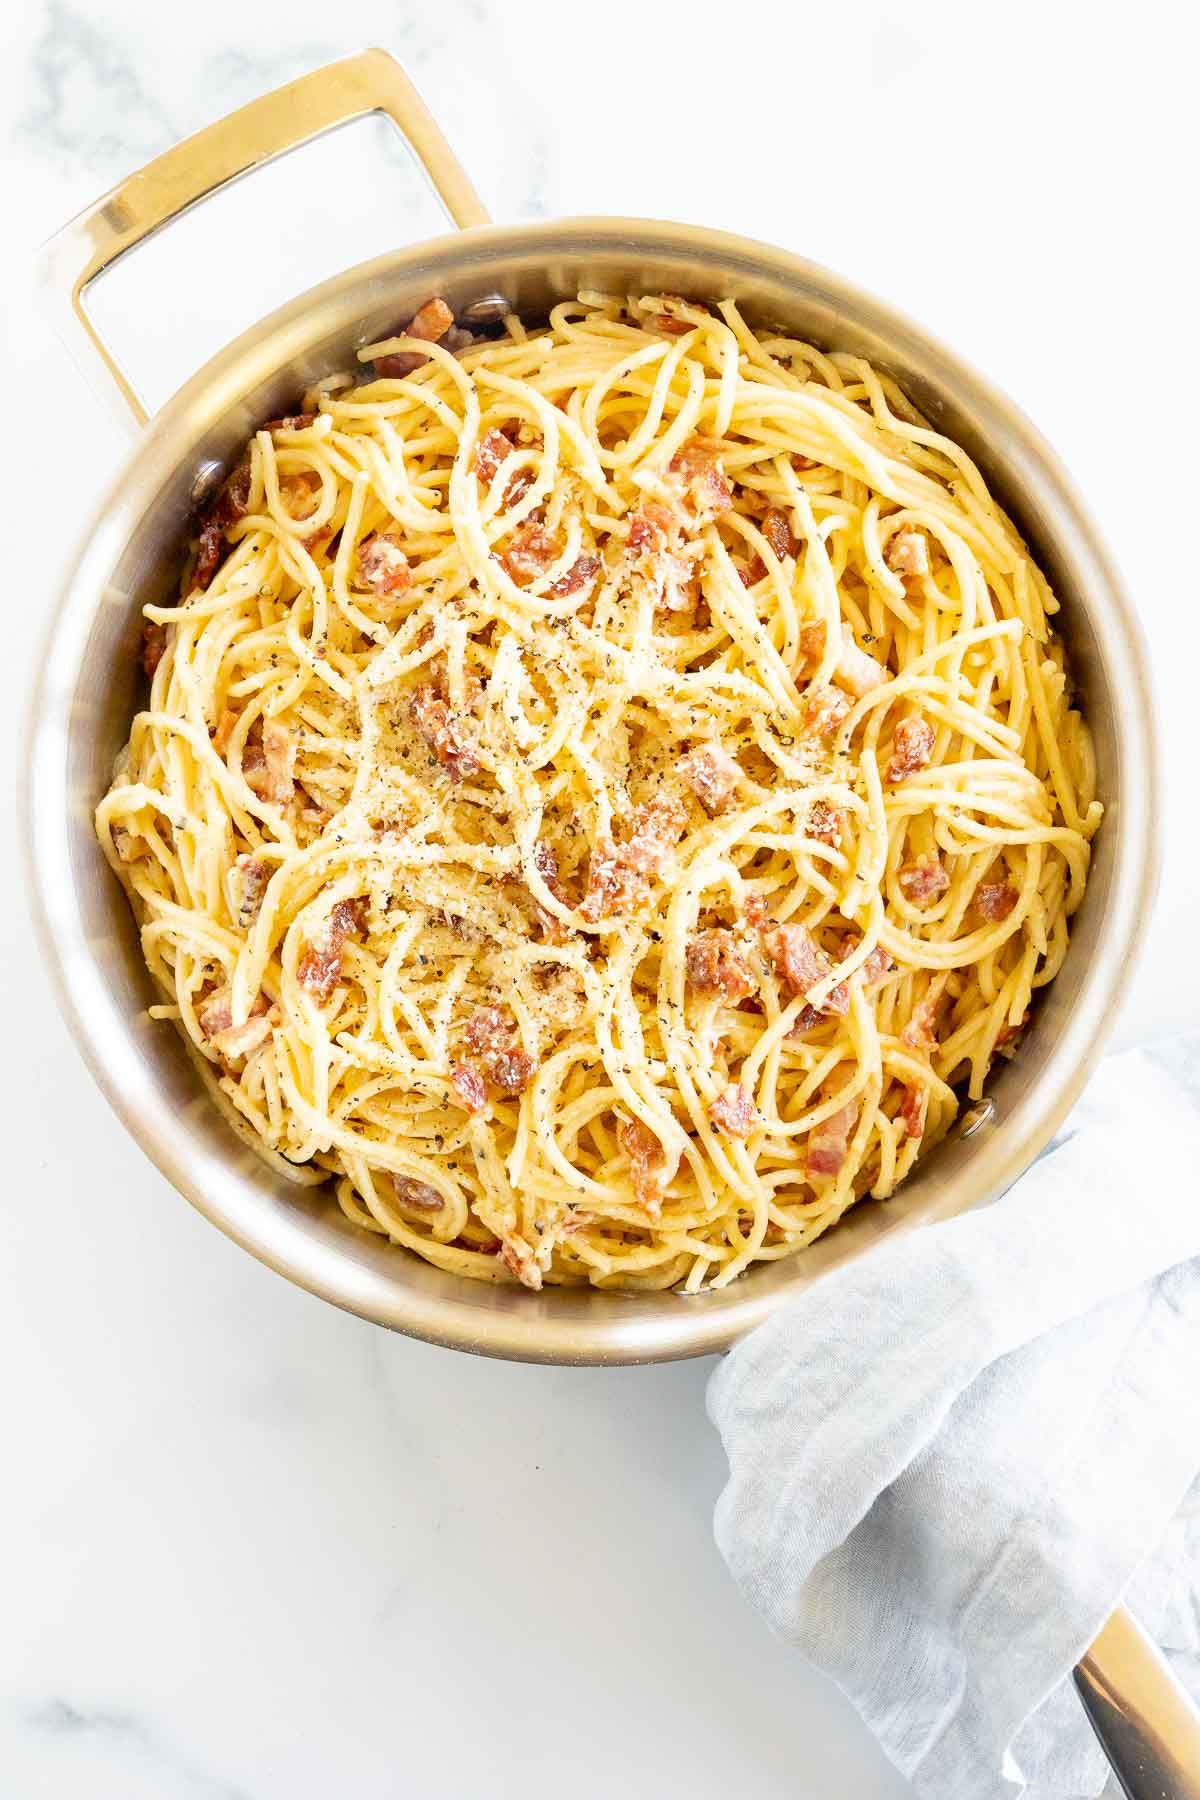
[
  {"left": 651, "top": 297, "right": 695, "bottom": 334},
  {"left": 580, "top": 798, "right": 687, "bottom": 922},
  {"left": 807, "top": 1097, "right": 856, "bottom": 1178},
  {"left": 807, "top": 800, "right": 842, "bottom": 844},
  {"left": 264, "top": 412, "right": 316, "bottom": 434},
  {"left": 627, "top": 503, "right": 675, "bottom": 558},
  {"left": 790, "top": 452, "right": 818, "bottom": 472},
  {"left": 900, "top": 1082, "right": 928, "bottom": 1140},
  {"left": 212, "top": 707, "right": 239, "bottom": 754},
  {"left": 898, "top": 855, "right": 951, "bottom": 906},
  {"left": 886, "top": 527, "right": 930, "bottom": 580},
  {"left": 297, "top": 897, "right": 366, "bottom": 1003},
  {"left": 617, "top": 1117, "right": 666, "bottom": 1214},
  {"left": 500, "top": 1234, "right": 543, "bottom": 1290},
  {"left": 685, "top": 929, "right": 756, "bottom": 1001},
  {"left": 499, "top": 521, "right": 562, "bottom": 582},
  {"left": 884, "top": 716, "right": 935, "bottom": 784},
  {"left": 547, "top": 553, "right": 601, "bottom": 600},
  {"left": 996, "top": 1010, "right": 1030, "bottom": 1052},
  {"left": 193, "top": 518, "right": 225, "bottom": 591},
  {"left": 197, "top": 984, "right": 274, "bottom": 1062},
  {"left": 626, "top": 503, "right": 700, "bottom": 611},
  {"left": 859, "top": 943, "right": 895, "bottom": 987},
  {"left": 798, "top": 684, "right": 852, "bottom": 740},
  {"left": 392, "top": 1175, "right": 445, "bottom": 1214},
  {"left": 527, "top": 841, "right": 572, "bottom": 942},
  {"left": 410, "top": 683, "right": 480, "bottom": 782},
  {"left": 357, "top": 533, "right": 412, "bottom": 596},
  {"left": 901, "top": 989, "right": 944, "bottom": 1055},
  {"left": 474, "top": 427, "right": 515, "bottom": 483},
  {"left": 141, "top": 621, "right": 167, "bottom": 678},
  {"left": 679, "top": 742, "right": 740, "bottom": 814},
  {"left": 374, "top": 295, "right": 455, "bottom": 377},
  {"left": 243, "top": 720, "right": 296, "bottom": 806},
  {"left": 450, "top": 1062, "right": 489, "bottom": 1115},
  {"left": 798, "top": 620, "right": 887, "bottom": 697},
  {"left": 738, "top": 556, "right": 766, "bottom": 588},
  {"left": 764, "top": 925, "right": 850, "bottom": 1026},
  {"left": 743, "top": 892, "right": 771, "bottom": 931},
  {"left": 975, "top": 879, "right": 1019, "bottom": 922},
  {"left": 665, "top": 437, "right": 733, "bottom": 521},
  {"left": 762, "top": 508, "right": 798, "bottom": 560},
  {"left": 278, "top": 470, "right": 321, "bottom": 526},
  {"left": 462, "top": 1006, "right": 536, "bottom": 1096},
  {"left": 710, "top": 1083, "right": 758, "bottom": 1138},
  {"left": 230, "top": 854, "right": 270, "bottom": 928}
]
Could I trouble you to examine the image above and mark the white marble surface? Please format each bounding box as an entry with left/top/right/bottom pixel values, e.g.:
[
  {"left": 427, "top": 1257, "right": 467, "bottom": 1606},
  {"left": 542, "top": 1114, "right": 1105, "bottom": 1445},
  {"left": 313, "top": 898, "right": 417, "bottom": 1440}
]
[{"left": 2, "top": 3, "right": 1198, "bottom": 1795}]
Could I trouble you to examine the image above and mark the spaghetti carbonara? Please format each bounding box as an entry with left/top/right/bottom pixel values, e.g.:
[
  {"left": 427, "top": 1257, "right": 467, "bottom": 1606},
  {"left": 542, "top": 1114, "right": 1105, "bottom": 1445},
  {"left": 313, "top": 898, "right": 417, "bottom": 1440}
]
[{"left": 96, "top": 291, "right": 1101, "bottom": 1292}]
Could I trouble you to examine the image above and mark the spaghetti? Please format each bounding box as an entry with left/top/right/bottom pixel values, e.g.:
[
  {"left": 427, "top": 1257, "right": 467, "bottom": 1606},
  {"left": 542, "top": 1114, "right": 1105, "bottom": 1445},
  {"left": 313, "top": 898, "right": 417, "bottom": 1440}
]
[{"left": 96, "top": 291, "right": 1102, "bottom": 1292}]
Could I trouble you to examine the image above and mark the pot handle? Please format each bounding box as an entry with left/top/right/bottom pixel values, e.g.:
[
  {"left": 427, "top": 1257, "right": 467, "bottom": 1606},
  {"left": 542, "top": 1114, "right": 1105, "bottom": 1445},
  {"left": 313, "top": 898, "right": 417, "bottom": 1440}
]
[
  {"left": 36, "top": 48, "right": 490, "bottom": 428},
  {"left": 1074, "top": 1605, "right": 1200, "bottom": 1799}
]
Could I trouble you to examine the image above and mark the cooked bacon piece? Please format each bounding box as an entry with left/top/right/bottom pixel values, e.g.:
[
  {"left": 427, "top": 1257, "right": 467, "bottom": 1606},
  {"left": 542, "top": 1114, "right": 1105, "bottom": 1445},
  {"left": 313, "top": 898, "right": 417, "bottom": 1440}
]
[
  {"left": 618, "top": 796, "right": 687, "bottom": 876},
  {"left": 738, "top": 556, "right": 766, "bottom": 588},
  {"left": 243, "top": 719, "right": 296, "bottom": 806},
  {"left": 264, "top": 412, "right": 316, "bottom": 433},
  {"left": 392, "top": 1175, "right": 444, "bottom": 1214},
  {"left": 710, "top": 1083, "right": 758, "bottom": 1138},
  {"left": 450, "top": 1061, "right": 489, "bottom": 1115},
  {"left": 790, "top": 452, "right": 818, "bottom": 472},
  {"left": 653, "top": 311, "right": 692, "bottom": 335},
  {"left": 627, "top": 503, "right": 675, "bottom": 558},
  {"left": 764, "top": 924, "right": 850, "bottom": 1027},
  {"left": 579, "top": 797, "right": 688, "bottom": 923},
  {"left": 859, "top": 943, "right": 895, "bottom": 987},
  {"left": 278, "top": 470, "right": 321, "bottom": 525},
  {"left": 807, "top": 1097, "right": 856, "bottom": 1178},
  {"left": 461, "top": 1006, "right": 536, "bottom": 1096},
  {"left": 975, "top": 879, "right": 1019, "bottom": 922},
  {"left": 617, "top": 1117, "right": 665, "bottom": 1213},
  {"left": 212, "top": 707, "right": 239, "bottom": 754},
  {"left": 886, "top": 527, "right": 930, "bottom": 580},
  {"left": 685, "top": 929, "right": 756, "bottom": 1001},
  {"left": 357, "top": 532, "right": 412, "bottom": 596},
  {"left": 526, "top": 841, "right": 572, "bottom": 942},
  {"left": 901, "top": 990, "right": 944, "bottom": 1055},
  {"left": 230, "top": 853, "right": 270, "bottom": 928},
  {"left": 374, "top": 295, "right": 455, "bottom": 377},
  {"left": 474, "top": 427, "right": 515, "bottom": 484},
  {"left": 297, "top": 897, "right": 366, "bottom": 1003},
  {"left": 884, "top": 716, "right": 935, "bottom": 784},
  {"left": 900, "top": 1082, "right": 928, "bottom": 1140},
  {"left": 141, "top": 620, "right": 167, "bottom": 678},
  {"left": 898, "top": 855, "right": 950, "bottom": 906},
  {"left": 798, "top": 684, "right": 852, "bottom": 740},
  {"left": 797, "top": 620, "right": 887, "bottom": 698},
  {"left": 679, "top": 742, "right": 740, "bottom": 814},
  {"left": 410, "top": 683, "right": 480, "bottom": 782},
  {"left": 547, "top": 553, "right": 601, "bottom": 601},
  {"left": 193, "top": 518, "right": 224, "bottom": 590},
  {"left": 995, "top": 1011, "right": 1030, "bottom": 1054},
  {"left": 499, "top": 521, "right": 562, "bottom": 583},
  {"left": 500, "top": 1234, "right": 543, "bottom": 1290},
  {"left": 665, "top": 437, "right": 733, "bottom": 520},
  {"left": 212, "top": 459, "right": 253, "bottom": 530},
  {"left": 197, "top": 984, "right": 274, "bottom": 1062},
  {"left": 743, "top": 892, "right": 771, "bottom": 931},
  {"left": 806, "top": 799, "right": 842, "bottom": 844},
  {"left": 762, "top": 508, "right": 797, "bottom": 561}
]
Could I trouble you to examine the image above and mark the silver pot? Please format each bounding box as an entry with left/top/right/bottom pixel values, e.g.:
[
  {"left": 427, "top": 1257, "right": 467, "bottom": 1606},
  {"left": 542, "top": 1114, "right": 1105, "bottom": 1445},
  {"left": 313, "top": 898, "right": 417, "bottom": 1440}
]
[{"left": 26, "top": 50, "right": 1159, "bottom": 1367}]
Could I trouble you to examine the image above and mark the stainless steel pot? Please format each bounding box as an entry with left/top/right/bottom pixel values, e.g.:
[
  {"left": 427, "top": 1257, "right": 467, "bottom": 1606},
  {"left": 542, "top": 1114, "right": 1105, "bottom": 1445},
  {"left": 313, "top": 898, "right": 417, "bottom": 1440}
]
[{"left": 26, "top": 50, "right": 1159, "bottom": 1368}]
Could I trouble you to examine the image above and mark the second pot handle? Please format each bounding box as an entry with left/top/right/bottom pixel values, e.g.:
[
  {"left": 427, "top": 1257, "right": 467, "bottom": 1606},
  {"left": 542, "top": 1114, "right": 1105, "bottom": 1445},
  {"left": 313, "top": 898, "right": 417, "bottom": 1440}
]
[{"left": 36, "top": 47, "right": 490, "bottom": 428}]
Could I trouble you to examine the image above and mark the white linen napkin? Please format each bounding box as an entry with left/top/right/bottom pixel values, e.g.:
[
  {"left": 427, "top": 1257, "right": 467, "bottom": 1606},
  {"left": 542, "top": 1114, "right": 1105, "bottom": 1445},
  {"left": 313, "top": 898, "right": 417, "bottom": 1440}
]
[{"left": 708, "top": 1035, "right": 1200, "bottom": 1799}]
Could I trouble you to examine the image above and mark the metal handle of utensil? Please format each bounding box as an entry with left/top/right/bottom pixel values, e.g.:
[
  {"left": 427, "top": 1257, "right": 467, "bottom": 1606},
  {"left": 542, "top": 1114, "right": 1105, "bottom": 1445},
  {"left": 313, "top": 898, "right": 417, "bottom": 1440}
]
[
  {"left": 1075, "top": 1605, "right": 1200, "bottom": 1798},
  {"left": 35, "top": 47, "right": 490, "bottom": 427}
]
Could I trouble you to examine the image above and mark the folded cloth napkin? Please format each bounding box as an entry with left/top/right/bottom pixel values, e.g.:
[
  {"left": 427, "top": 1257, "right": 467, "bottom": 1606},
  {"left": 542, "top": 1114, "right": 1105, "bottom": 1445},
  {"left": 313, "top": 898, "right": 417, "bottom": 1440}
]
[{"left": 708, "top": 1034, "right": 1200, "bottom": 1800}]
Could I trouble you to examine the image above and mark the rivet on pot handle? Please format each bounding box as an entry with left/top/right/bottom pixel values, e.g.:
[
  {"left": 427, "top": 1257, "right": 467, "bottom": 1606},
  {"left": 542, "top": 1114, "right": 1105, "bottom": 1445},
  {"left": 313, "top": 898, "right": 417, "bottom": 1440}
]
[{"left": 36, "top": 48, "right": 490, "bottom": 429}]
